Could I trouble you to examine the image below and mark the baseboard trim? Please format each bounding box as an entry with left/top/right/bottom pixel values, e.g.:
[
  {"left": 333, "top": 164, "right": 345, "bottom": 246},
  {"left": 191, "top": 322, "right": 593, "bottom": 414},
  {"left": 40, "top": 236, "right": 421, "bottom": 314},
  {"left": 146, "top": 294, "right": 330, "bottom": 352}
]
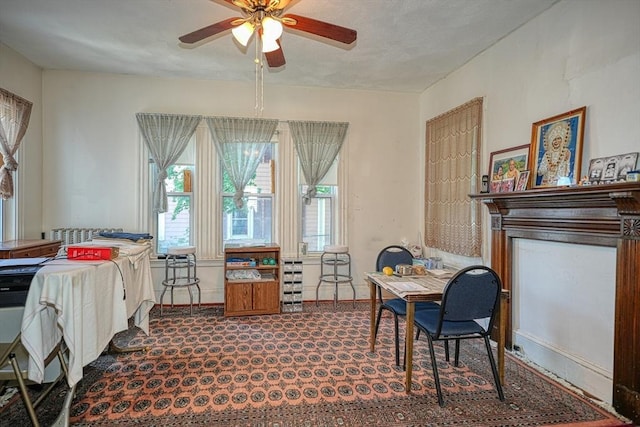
[{"left": 514, "top": 330, "right": 613, "bottom": 404}]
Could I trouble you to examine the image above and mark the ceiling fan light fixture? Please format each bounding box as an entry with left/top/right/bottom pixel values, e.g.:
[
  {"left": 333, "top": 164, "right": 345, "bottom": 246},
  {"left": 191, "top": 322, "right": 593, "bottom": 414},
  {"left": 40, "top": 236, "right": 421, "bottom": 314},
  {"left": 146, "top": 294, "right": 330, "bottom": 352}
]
[
  {"left": 261, "top": 16, "right": 283, "bottom": 40},
  {"left": 261, "top": 34, "right": 280, "bottom": 53},
  {"left": 231, "top": 21, "right": 255, "bottom": 46}
]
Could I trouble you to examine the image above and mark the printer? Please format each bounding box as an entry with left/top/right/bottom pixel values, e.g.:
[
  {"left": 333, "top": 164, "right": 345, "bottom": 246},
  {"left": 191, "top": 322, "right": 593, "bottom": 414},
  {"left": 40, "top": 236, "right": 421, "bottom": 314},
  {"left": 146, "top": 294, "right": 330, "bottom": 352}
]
[{"left": 0, "top": 258, "right": 48, "bottom": 308}]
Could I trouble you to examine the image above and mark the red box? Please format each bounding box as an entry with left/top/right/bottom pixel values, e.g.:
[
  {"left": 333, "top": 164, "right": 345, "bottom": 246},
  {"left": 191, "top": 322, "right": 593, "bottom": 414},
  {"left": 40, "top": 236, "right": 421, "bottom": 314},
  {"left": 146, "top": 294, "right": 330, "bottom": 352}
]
[{"left": 67, "top": 246, "right": 119, "bottom": 261}]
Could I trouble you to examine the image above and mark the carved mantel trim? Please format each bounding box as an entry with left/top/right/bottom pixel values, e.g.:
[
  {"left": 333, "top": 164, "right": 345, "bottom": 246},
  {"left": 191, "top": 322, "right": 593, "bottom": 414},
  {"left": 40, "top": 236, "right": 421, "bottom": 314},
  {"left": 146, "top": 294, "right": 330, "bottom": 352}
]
[{"left": 470, "top": 182, "right": 640, "bottom": 423}]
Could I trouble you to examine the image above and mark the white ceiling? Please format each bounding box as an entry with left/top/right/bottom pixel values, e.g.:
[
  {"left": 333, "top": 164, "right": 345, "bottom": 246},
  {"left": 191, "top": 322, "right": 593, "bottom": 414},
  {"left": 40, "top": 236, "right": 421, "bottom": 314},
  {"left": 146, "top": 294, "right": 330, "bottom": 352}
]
[{"left": 0, "top": 0, "right": 558, "bottom": 93}]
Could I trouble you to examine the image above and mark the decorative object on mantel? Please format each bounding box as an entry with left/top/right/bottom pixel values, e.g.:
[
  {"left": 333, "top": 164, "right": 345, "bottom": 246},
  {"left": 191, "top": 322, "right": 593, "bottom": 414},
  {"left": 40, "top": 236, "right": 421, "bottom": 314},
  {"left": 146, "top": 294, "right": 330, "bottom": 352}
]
[
  {"left": 514, "top": 170, "right": 530, "bottom": 191},
  {"left": 529, "top": 106, "right": 586, "bottom": 188},
  {"left": 488, "top": 144, "right": 529, "bottom": 192},
  {"left": 586, "top": 152, "right": 638, "bottom": 185}
]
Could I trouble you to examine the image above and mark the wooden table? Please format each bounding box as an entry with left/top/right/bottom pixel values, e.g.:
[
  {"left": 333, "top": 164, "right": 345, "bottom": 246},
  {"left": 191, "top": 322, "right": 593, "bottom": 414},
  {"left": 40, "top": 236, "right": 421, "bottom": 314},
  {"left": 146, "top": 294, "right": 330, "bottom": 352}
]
[
  {"left": 0, "top": 239, "right": 62, "bottom": 259},
  {"left": 366, "top": 272, "right": 508, "bottom": 393}
]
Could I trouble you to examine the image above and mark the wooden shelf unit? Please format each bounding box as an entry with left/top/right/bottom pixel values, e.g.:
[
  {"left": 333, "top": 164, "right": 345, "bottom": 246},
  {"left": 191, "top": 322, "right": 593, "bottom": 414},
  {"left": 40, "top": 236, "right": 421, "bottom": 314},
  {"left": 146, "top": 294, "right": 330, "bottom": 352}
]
[{"left": 223, "top": 244, "right": 280, "bottom": 317}]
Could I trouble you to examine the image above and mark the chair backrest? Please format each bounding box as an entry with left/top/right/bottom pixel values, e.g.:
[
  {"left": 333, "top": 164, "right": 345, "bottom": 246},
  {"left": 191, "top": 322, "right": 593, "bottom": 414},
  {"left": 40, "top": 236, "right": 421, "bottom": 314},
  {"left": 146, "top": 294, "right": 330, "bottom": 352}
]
[
  {"left": 376, "top": 245, "right": 413, "bottom": 271},
  {"left": 437, "top": 265, "right": 502, "bottom": 335}
]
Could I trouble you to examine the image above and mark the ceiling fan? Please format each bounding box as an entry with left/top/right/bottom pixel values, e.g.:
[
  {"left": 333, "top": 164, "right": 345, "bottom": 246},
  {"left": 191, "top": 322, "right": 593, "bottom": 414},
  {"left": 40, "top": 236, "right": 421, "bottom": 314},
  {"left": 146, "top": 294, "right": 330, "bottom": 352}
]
[{"left": 179, "top": 0, "right": 357, "bottom": 68}]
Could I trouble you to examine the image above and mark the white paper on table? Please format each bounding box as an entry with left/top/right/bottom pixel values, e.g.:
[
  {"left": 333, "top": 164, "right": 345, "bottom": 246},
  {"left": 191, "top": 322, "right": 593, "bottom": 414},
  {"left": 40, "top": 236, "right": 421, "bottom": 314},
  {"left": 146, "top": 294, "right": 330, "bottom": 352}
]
[
  {"left": 427, "top": 269, "right": 454, "bottom": 278},
  {"left": 391, "top": 281, "right": 425, "bottom": 291}
]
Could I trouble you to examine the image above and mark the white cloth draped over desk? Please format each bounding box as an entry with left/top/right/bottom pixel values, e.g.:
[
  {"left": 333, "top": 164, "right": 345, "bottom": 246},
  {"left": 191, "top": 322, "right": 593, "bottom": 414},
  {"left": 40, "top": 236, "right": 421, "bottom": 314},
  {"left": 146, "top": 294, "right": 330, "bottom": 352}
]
[{"left": 20, "top": 241, "right": 155, "bottom": 387}]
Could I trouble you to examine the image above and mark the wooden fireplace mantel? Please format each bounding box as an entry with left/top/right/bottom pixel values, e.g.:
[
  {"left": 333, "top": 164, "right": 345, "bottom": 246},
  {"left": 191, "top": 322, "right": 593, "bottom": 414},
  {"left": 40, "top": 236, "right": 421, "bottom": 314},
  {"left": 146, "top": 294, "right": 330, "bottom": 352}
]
[{"left": 470, "top": 182, "right": 640, "bottom": 423}]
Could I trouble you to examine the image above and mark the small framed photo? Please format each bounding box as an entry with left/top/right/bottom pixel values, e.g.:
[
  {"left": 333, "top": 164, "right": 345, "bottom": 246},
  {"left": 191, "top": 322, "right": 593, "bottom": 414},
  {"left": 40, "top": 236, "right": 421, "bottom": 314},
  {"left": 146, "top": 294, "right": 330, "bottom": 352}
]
[
  {"left": 588, "top": 152, "right": 638, "bottom": 184},
  {"left": 490, "top": 180, "right": 501, "bottom": 193},
  {"left": 488, "top": 144, "right": 530, "bottom": 183},
  {"left": 515, "top": 170, "right": 530, "bottom": 191},
  {"left": 529, "top": 106, "right": 586, "bottom": 187},
  {"left": 501, "top": 178, "right": 515, "bottom": 192}
]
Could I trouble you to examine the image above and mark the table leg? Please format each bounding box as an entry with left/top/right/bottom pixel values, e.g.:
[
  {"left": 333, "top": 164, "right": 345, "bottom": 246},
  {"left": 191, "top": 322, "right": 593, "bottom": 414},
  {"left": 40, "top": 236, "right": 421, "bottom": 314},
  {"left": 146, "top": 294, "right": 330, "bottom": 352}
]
[
  {"left": 369, "top": 279, "right": 376, "bottom": 352},
  {"left": 405, "top": 301, "right": 415, "bottom": 393}
]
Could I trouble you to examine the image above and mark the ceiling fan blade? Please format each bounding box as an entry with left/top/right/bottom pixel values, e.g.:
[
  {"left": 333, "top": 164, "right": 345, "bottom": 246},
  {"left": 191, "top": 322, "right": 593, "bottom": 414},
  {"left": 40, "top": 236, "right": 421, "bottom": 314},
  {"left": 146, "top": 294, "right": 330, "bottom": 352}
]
[
  {"left": 282, "top": 14, "right": 357, "bottom": 45},
  {"left": 179, "top": 17, "right": 239, "bottom": 44},
  {"left": 265, "top": 43, "right": 286, "bottom": 67},
  {"left": 270, "top": 0, "right": 292, "bottom": 10}
]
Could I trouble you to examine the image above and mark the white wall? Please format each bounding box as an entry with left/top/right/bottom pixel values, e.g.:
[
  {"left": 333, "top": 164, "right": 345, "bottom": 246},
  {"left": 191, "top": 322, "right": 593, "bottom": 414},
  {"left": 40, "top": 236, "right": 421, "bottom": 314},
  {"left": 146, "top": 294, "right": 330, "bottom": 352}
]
[
  {"left": 37, "top": 70, "right": 421, "bottom": 302},
  {"left": 513, "top": 239, "right": 616, "bottom": 402},
  {"left": 419, "top": 0, "right": 640, "bottom": 403}
]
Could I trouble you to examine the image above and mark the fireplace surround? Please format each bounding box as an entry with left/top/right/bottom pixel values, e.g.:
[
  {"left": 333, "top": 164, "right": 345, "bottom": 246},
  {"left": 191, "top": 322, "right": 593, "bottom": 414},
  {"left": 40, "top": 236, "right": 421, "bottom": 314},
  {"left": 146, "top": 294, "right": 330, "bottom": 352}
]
[{"left": 471, "top": 182, "right": 639, "bottom": 423}]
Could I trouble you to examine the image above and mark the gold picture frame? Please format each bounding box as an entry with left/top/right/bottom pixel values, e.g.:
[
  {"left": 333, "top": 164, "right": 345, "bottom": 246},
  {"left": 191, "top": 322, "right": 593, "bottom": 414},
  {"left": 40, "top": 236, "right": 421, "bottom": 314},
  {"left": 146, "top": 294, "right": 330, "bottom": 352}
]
[
  {"left": 488, "top": 144, "right": 529, "bottom": 192},
  {"left": 529, "top": 107, "right": 586, "bottom": 187}
]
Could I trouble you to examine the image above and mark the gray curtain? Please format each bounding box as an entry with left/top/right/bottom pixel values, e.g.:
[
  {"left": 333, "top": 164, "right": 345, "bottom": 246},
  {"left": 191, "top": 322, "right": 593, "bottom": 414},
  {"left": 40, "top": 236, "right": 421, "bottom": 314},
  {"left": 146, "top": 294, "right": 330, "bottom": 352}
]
[
  {"left": 136, "top": 113, "right": 202, "bottom": 213},
  {"left": 289, "top": 121, "right": 348, "bottom": 204},
  {"left": 0, "top": 88, "right": 33, "bottom": 200},
  {"left": 206, "top": 116, "right": 278, "bottom": 209}
]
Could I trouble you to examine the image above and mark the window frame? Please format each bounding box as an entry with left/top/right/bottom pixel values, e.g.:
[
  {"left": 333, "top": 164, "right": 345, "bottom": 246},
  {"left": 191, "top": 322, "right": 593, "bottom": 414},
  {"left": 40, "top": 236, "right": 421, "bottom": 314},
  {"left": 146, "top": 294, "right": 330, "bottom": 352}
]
[
  {"left": 139, "top": 120, "right": 348, "bottom": 260},
  {"left": 219, "top": 142, "right": 276, "bottom": 248},
  {"left": 150, "top": 162, "right": 195, "bottom": 255}
]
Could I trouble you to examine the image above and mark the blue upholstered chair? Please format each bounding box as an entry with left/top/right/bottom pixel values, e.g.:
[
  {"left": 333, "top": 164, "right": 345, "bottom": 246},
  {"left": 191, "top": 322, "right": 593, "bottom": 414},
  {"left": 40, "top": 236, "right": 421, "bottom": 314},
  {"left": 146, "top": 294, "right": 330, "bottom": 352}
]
[
  {"left": 372, "top": 245, "right": 439, "bottom": 366},
  {"left": 413, "top": 265, "right": 505, "bottom": 407}
]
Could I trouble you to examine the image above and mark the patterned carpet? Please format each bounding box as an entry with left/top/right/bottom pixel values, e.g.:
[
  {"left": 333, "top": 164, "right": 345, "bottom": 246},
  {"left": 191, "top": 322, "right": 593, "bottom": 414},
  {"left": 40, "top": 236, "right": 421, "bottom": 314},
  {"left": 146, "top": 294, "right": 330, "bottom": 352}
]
[{"left": 0, "top": 302, "right": 630, "bottom": 426}]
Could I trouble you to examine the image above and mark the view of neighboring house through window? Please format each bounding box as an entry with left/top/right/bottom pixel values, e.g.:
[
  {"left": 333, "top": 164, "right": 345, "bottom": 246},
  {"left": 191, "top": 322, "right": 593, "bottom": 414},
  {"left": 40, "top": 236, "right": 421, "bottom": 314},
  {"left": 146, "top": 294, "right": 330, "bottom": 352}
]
[
  {"left": 154, "top": 139, "right": 194, "bottom": 254},
  {"left": 300, "top": 185, "right": 336, "bottom": 252},
  {"left": 299, "top": 158, "right": 339, "bottom": 253},
  {"left": 221, "top": 144, "right": 274, "bottom": 246}
]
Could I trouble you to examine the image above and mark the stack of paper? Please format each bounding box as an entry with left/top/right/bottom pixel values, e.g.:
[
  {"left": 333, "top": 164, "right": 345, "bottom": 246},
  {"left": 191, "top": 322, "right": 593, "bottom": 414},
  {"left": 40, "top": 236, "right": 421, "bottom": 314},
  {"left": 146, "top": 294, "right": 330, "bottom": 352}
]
[{"left": 427, "top": 269, "right": 454, "bottom": 279}]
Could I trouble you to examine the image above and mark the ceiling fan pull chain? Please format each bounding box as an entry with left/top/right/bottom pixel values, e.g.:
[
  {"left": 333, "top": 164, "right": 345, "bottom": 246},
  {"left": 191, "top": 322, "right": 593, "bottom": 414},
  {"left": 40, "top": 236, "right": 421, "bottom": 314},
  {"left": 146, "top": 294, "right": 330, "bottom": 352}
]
[
  {"left": 253, "top": 34, "right": 265, "bottom": 117},
  {"left": 260, "top": 51, "right": 265, "bottom": 116},
  {"left": 254, "top": 39, "right": 260, "bottom": 116}
]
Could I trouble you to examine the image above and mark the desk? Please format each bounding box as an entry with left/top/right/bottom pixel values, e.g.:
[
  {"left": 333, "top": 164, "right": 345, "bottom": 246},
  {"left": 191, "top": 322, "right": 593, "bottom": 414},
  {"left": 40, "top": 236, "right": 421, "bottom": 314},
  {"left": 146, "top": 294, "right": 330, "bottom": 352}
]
[
  {"left": 20, "top": 241, "right": 155, "bottom": 387},
  {"left": 366, "top": 272, "right": 508, "bottom": 393},
  {"left": 0, "top": 239, "right": 62, "bottom": 259}
]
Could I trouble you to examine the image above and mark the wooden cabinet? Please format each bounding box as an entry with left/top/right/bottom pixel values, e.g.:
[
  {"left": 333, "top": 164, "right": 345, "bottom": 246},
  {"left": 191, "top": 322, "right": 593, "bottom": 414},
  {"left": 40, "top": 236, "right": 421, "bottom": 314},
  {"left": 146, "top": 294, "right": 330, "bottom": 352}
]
[
  {"left": 224, "top": 244, "right": 280, "bottom": 317},
  {"left": 0, "top": 239, "right": 62, "bottom": 259}
]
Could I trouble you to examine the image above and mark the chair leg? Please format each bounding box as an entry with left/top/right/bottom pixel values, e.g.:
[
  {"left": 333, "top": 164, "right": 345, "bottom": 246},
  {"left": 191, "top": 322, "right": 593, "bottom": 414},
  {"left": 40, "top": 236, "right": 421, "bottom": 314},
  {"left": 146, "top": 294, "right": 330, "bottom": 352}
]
[
  {"left": 315, "top": 280, "right": 322, "bottom": 307},
  {"left": 483, "top": 336, "right": 505, "bottom": 401},
  {"left": 373, "top": 305, "right": 385, "bottom": 352},
  {"left": 393, "top": 313, "right": 400, "bottom": 367},
  {"left": 159, "top": 286, "right": 168, "bottom": 315},
  {"left": 426, "top": 335, "right": 445, "bottom": 407},
  {"left": 454, "top": 339, "right": 460, "bottom": 366},
  {"left": 187, "top": 286, "right": 194, "bottom": 315},
  {"left": 9, "top": 354, "right": 40, "bottom": 426},
  {"left": 349, "top": 280, "right": 356, "bottom": 308},
  {"left": 444, "top": 339, "right": 450, "bottom": 361}
]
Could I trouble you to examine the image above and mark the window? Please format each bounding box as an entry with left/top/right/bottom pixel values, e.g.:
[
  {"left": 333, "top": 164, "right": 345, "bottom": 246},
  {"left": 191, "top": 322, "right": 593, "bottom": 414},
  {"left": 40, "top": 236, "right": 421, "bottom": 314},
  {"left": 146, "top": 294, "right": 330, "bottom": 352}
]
[
  {"left": 140, "top": 120, "right": 348, "bottom": 259},
  {"left": 299, "top": 157, "right": 340, "bottom": 253},
  {"left": 153, "top": 139, "right": 195, "bottom": 254},
  {"left": 221, "top": 144, "right": 275, "bottom": 246},
  {"left": 425, "top": 98, "right": 482, "bottom": 256},
  {"left": 300, "top": 185, "right": 337, "bottom": 252}
]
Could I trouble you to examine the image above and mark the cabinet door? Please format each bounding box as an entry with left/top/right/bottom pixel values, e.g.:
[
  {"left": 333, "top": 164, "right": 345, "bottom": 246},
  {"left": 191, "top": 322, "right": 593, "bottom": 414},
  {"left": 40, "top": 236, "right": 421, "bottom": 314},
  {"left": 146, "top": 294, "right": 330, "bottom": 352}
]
[
  {"left": 225, "top": 282, "right": 253, "bottom": 313},
  {"left": 253, "top": 281, "right": 279, "bottom": 312}
]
